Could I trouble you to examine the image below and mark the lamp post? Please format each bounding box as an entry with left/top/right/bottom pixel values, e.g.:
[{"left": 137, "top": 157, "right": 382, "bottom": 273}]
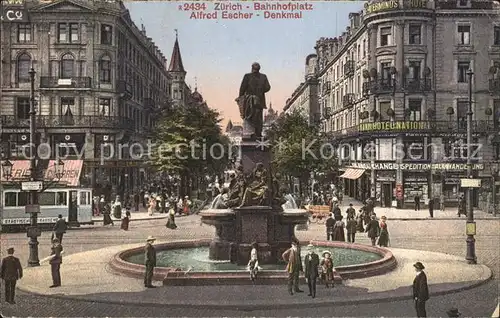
[
  {"left": 491, "top": 166, "right": 498, "bottom": 217},
  {"left": 465, "top": 69, "right": 477, "bottom": 264}
]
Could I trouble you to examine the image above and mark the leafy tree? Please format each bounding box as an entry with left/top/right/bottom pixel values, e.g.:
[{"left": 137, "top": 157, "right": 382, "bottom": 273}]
[
  {"left": 266, "top": 109, "right": 338, "bottom": 195},
  {"left": 149, "top": 106, "right": 230, "bottom": 196}
]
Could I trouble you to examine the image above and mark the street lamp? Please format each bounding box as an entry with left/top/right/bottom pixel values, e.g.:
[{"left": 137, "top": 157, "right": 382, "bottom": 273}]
[
  {"left": 1, "top": 159, "right": 13, "bottom": 179},
  {"left": 491, "top": 165, "right": 498, "bottom": 217},
  {"left": 54, "top": 159, "right": 65, "bottom": 179},
  {"left": 465, "top": 69, "right": 476, "bottom": 264}
]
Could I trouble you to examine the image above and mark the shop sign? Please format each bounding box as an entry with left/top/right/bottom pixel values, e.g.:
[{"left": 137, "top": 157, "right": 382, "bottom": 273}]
[
  {"left": 460, "top": 178, "right": 481, "bottom": 188},
  {"left": 359, "top": 121, "right": 429, "bottom": 132},
  {"left": 349, "top": 162, "right": 484, "bottom": 170},
  {"left": 365, "top": 0, "right": 428, "bottom": 14},
  {"left": 1, "top": 9, "right": 28, "bottom": 22}
]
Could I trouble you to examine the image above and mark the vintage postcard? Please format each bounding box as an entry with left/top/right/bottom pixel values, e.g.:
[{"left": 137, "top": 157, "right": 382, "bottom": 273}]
[{"left": 0, "top": 0, "right": 499, "bottom": 317}]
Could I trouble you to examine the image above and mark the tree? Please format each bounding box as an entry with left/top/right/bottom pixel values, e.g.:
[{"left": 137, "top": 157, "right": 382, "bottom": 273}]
[
  {"left": 266, "top": 109, "right": 338, "bottom": 195},
  {"left": 149, "top": 106, "right": 230, "bottom": 196}
]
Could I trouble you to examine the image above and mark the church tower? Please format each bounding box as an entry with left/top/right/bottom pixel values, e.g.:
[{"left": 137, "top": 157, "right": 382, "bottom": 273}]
[{"left": 168, "top": 30, "right": 186, "bottom": 106}]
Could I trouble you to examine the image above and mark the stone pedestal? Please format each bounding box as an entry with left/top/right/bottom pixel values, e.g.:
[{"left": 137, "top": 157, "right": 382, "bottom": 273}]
[{"left": 239, "top": 140, "right": 271, "bottom": 174}]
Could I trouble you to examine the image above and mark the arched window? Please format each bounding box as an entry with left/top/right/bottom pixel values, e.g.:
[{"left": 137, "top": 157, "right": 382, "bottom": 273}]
[
  {"left": 60, "top": 53, "right": 74, "bottom": 78},
  {"left": 17, "top": 53, "right": 31, "bottom": 83},
  {"left": 99, "top": 56, "right": 111, "bottom": 83}
]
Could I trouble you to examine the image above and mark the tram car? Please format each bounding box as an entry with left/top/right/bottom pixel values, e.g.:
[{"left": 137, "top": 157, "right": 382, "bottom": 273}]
[{"left": 1, "top": 187, "right": 94, "bottom": 231}]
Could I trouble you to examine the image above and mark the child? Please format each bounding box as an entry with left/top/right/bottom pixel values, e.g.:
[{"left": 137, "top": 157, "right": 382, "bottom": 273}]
[
  {"left": 320, "top": 251, "right": 334, "bottom": 288},
  {"left": 120, "top": 211, "right": 131, "bottom": 231},
  {"left": 246, "top": 242, "right": 261, "bottom": 282}
]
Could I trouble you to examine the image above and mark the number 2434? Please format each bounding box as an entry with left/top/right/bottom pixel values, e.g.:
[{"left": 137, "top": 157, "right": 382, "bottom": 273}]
[{"left": 184, "top": 3, "right": 207, "bottom": 11}]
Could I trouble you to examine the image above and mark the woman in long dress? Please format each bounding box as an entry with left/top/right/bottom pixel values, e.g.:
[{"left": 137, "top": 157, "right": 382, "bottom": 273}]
[
  {"left": 377, "top": 216, "right": 390, "bottom": 247},
  {"left": 320, "top": 251, "right": 334, "bottom": 288},
  {"left": 102, "top": 203, "right": 114, "bottom": 226},
  {"left": 247, "top": 242, "right": 261, "bottom": 282},
  {"left": 148, "top": 197, "right": 156, "bottom": 216},
  {"left": 166, "top": 203, "right": 178, "bottom": 230},
  {"left": 332, "top": 215, "right": 346, "bottom": 242},
  {"left": 120, "top": 211, "right": 131, "bottom": 231}
]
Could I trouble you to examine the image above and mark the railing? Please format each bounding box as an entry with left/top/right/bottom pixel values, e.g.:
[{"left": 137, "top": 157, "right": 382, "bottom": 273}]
[
  {"left": 1, "top": 115, "right": 135, "bottom": 130},
  {"left": 343, "top": 61, "right": 355, "bottom": 77},
  {"left": 489, "top": 79, "right": 500, "bottom": 94},
  {"left": 363, "top": 79, "right": 394, "bottom": 95},
  {"left": 39, "top": 77, "right": 92, "bottom": 89},
  {"left": 342, "top": 93, "right": 356, "bottom": 107},
  {"left": 403, "top": 78, "right": 432, "bottom": 92}
]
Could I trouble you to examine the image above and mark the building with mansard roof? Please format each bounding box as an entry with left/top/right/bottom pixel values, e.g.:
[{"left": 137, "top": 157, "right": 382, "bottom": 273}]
[
  {"left": 285, "top": 0, "right": 500, "bottom": 211},
  {"left": 0, "top": 0, "right": 174, "bottom": 196}
]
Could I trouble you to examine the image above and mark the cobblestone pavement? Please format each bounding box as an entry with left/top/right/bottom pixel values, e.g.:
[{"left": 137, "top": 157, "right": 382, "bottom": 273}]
[{"left": 1, "top": 214, "right": 499, "bottom": 317}]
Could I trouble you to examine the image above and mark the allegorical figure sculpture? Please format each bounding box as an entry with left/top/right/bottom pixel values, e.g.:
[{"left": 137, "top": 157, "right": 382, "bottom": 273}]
[
  {"left": 240, "top": 163, "right": 270, "bottom": 207},
  {"left": 236, "top": 62, "right": 271, "bottom": 139}
]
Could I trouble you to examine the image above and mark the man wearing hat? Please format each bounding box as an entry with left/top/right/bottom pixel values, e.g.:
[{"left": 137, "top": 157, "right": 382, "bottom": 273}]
[
  {"left": 282, "top": 239, "right": 304, "bottom": 295},
  {"left": 0, "top": 247, "right": 23, "bottom": 304},
  {"left": 346, "top": 203, "right": 356, "bottom": 220},
  {"left": 412, "top": 261, "right": 429, "bottom": 317},
  {"left": 53, "top": 214, "right": 68, "bottom": 243},
  {"left": 49, "top": 238, "right": 63, "bottom": 288},
  {"left": 144, "top": 236, "right": 157, "bottom": 288},
  {"left": 304, "top": 244, "right": 320, "bottom": 298}
]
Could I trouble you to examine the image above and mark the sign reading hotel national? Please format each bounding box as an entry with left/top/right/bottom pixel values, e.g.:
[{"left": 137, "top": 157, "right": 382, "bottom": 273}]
[
  {"left": 365, "top": 0, "right": 428, "bottom": 14},
  {"left": 359, "top": 121, "right": 429, "bottom": 132}
]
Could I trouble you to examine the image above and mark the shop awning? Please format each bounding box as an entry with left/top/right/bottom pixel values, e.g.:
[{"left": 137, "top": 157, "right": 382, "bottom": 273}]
[
  {"left": 45, "top": 160, "right": 83, "bottom": 187},
  {"left": 339, "top": 168, "right": 365, "bottom": 180},
  {"left": 0, "top": 160, "right": 30, "bottom": 182}
]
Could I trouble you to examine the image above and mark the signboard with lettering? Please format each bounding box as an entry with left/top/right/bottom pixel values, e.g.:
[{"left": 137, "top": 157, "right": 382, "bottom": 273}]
[
  {"left": 349, "top": 162, "right": 484, "bottom": 170},
  {"left": 2, "top": 217, "right": 60, "bottom": 225},
  {"left": 359, "top": 121, "right": 429, "bottom": 132},
  {"left": 460, "top": 179, "right": 482, "bottom": 188},
  {"left": 365, "top": 0, "right": 428, "bottom": 14},
  {"left": 1, "top": 9, "right": 28, "bottom": 22}
]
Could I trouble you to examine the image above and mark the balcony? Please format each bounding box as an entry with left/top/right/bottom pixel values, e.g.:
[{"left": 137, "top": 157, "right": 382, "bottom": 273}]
[
  {"left": 0, "top": 115, "right": 134, "bottom": 130},
  {"left": 362, "top": 79, "right": 394, "bottom": 95},
  {"left": 343, "top": 61, "right": 355, "bottom": 77},
  {"left": 489, "top": 79, "right": 500, "bottom": 94},
  {"left": 117, "top": 80, "right": 133, "bottom": 99},
  {"left": 40, "top": 77, "right": 92, "bottom": 89},
  {"left": 342, "top": 93, "right": 356, "bottom": 107},
  {"left": 403, "top": 78, "right": 432, "bottom": 92}
]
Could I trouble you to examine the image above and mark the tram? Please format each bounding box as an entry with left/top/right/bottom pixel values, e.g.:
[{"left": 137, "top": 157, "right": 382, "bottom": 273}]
[{"left": 1, "top": 187, "right": 94, "bottom": 231}]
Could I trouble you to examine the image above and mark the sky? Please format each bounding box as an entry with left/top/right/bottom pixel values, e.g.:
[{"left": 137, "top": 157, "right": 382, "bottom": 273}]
[{"left": 125, "top": 1, "right": 366, "bottom": 125}]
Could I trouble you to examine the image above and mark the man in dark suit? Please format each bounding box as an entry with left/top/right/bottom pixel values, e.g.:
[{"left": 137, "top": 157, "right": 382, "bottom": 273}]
[
  {"left": 144, "top": 236, "right": 157, "bottom": 288},
  {"left": 1, "top": 247, "right": 23, "bottom": 304},
  {"left": 413, "top": 261, "right": 429, "bottom": 317},
  {"left": 325, "top": 213, "right": 335, "bottom": 240},
  {"left": 49, "top": 238, "right": 63, "bottom": 287},
  {"left": 282, "top": 239, "right": 303, "bottom": 295},
  {"left": 237, "top": 62, "right": 271, "bottom": 139},
  {"left": 304, "top": 244, "right": 320, "bottom": 298},
  {"left": 53, "top": 214, "right": 67, "bottom": 243}
]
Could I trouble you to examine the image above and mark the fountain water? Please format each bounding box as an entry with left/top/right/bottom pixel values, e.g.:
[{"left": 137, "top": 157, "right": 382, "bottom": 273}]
[{"left": 282, "top": 193, "right": 298, "bottom": 209}]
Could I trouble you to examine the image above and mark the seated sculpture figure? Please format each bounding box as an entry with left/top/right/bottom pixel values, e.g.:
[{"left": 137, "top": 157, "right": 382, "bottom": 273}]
[
  {"left": 239, "top": 163, "right": 270, "bottom": 207},
  {"left": 226, "top": 165, "right": 246, "bottom": 208}
]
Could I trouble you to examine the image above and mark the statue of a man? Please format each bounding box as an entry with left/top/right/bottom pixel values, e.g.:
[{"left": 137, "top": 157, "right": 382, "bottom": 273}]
[{"left": 236, "top": 62, "right": 271, "bottom": 139}]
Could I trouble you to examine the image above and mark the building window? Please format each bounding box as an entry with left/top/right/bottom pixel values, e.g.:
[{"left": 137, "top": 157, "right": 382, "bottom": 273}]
[
  {"left": 408, "top": 24, "right": 421, "bottom": 44},
  {"left": 98, "top": 98, "right": 111, "bottom": 116},
  {"left": 60, "top": 53, "right": 75, "bottom": 78},
  {"left": 61, "top": 97, "right": 76, "bottom": 117},
  {"left": 16, "top": 97, "right": 30, "bottom": 119},
  {"left": 381, "top": 62, "right": 391, "bottom": 80},
  {"left": 380, "top": 27, "right": 392, "bottom": 46},
  {"left": 494, "top": 99, "right": 500, "bottom": 130},
  {"left": 408, "top": 99, "right": 422, "bottom": 121},
  {"left": 362, "top": 39, "right": 366, "bottom": 57},
  {"left": 379, "top": 101, "right": 391, "bottom": 121},
  {"left": 101, "top": 24, "right": 113, "bottom": 45},
  {"left": 494, "top": 26, "right": 500, "bottom": 46},
  {"left": 408, "top": 61, "right": 421, "bottom": 79},
  {"left": 457, "top": 100, "right": 468, "bottom": 129},
  {"left": 58, "top": 23, "right": 79, "bottom": 43},
  {"left": 457, "top": 61, "right": 470, "bottom": 83},
  {"left": 99, "top": 56, "right": 111, "bottom": 83},
  {"left": 17, "top": 53, "right": 31, "bottom": 83},
  {"left": 17, "top": 23, "right": 31, "bottom": 42},
  {"left": 457, "top": 25, "right": 470, "bottom": 45}
]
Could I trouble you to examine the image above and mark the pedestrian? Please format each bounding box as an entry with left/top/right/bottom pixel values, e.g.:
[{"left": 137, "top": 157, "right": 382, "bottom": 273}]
[
  {"left": 458, "top": 195, "right": 466, "bottom": 217},
  {"left": 102, "top": 203, "right": 114, "bottom": 226},
  {"left": 246, "top": 242, "right": 261, "bottom": 282},
  {"left": 144, "top": 236, "right": 157, "bottom": 288},
  {"left": 148, "top": 196, "right": 156, "bottom": 216},
  {"left": 377, "top": 216, "right": 390, "bottom": 247},
  {"left": 53, "top": 214, "right": 67, "bottom": 243},
  {"left": 304, "top": 243, "right": 319, "bottom": 298},
  {"left": 428, "top": 197, "right": 434, "bottom": 218},
  {"left": 0, "top": 247, "right": 23, "bottom": 304},
  {"left": 346, "top": 216, "right": 357, "bottom": 243},
  {"left": 165, "top": 202, "right": 177, "bottom": 230},
  {"left": 49, "top": 238, "right": 63, "bottom": 288},
  {"left": 440, "top": 193, "right": 445, "bottom": 211},
  {"left": 112, "top": 195, "right": 122, "bottom": 219},
  {"left": 413, "top": 261, "right": 429, "bottom": 317},
  {"left": 346, "top": 203, "right": 356, "bottom": 220},
  {"left": 365, "top": 214, "right": 380, "bottom": 246},
  {"left": 332, "top": 215, "right": 345, "bottom": 241},
  {"left": 325, "top": 213, "right": 335, "bottom": 240},
  {"left": 134, "top": 192, "right": 140, "bottom": 212},
  {"left": 120, "top": 210, "right": 131, "bottom": 231},
  {"left": 332, "top": 203, "right": 341, "bottom": 220},
  {"left": 356, "top": 210, "right": 365, "bottom": 232},
  {"left": 414, "top": 194, "right": 421, "bottom": 211},
  {"left": 282, "top": 239, "right": 303, "bottom": 295},
  {"left": 320, "top": 250, "right": 334, "bottom": 288},
  {"left": 446, "top": 308, "right": 461, "bottom": 317}
]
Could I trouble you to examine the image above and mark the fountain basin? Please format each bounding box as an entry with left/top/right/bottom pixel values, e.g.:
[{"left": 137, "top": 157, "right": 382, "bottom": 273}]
[{"left": 108, "top": 239, "right": 397, "bottom": 286}]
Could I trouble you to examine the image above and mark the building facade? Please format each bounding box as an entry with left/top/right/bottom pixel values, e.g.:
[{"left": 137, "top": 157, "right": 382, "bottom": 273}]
[
  {"left": 0, "top": 0, "right": 172, "bottom": 195},
  {"left": 292, "top": 0, "right": 500, "bottom": 209}
]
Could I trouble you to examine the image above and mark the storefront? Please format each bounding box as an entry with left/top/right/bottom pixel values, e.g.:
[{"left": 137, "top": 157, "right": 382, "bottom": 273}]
[
  {"left": 340, "top": 168, "right": 369, "bottom": 202},
  {"left": 403, "top": 172, "right": 428, "bottom": 207},
  {"left": 376, "top": 171, "right": 396, "bottom": 207}
]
